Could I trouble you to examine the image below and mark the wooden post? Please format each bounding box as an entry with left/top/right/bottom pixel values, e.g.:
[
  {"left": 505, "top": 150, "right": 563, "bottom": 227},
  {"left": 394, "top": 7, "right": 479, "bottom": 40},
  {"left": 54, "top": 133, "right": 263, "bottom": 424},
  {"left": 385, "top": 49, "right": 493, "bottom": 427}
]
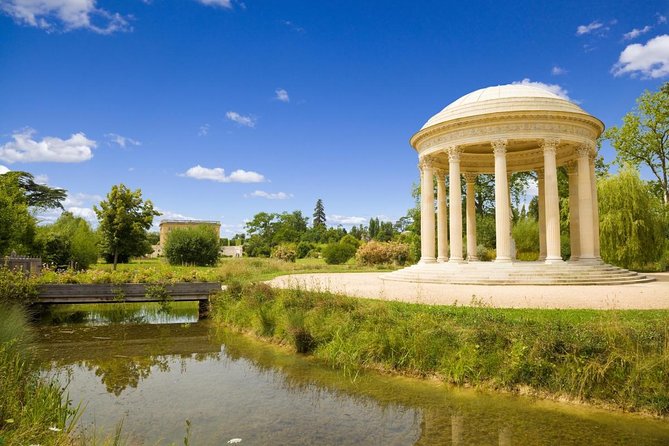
[{"left": 198, "top": 299, "right": 210, "bottom": 319}]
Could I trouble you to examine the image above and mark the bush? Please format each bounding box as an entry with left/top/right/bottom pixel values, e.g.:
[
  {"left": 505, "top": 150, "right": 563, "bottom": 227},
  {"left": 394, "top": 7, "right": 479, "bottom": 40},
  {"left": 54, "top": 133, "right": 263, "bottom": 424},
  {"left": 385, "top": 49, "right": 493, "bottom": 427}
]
[
  {"left": 37, "top": 212, "right": 99, "bottom": 270},
  {"left": 271, "top": 244, "right": 297, "bottom": 262},
  {"left": 296, "top": 241, "right": 316, "bottom": 259},
  {"left": 340, "top": 234, "right": 361, "bottom": 250},
  {"left": 322, "top": 242, "right": 356, "bottom": 265},
  {"left": 476, "top": 244, "right": 494, "bottom": 261},
  {"left": 164, "top": 226, "right": 220, "bottom": 266},
  {"left": 512, "top": 218, "right": 539, "bottom": 254},
  {"left": 356, "top": 241, "right": 410, "bottom": 266},
  {"left": 0, "top": 268, "right": 37, "bottom": 305}
]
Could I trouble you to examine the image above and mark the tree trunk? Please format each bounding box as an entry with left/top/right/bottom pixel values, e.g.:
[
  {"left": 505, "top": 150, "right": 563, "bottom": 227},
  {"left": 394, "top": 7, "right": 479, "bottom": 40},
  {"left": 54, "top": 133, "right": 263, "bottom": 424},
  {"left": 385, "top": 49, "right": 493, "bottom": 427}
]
[{"left": 113, "top": 250, "right": 118, "bottom": 271}]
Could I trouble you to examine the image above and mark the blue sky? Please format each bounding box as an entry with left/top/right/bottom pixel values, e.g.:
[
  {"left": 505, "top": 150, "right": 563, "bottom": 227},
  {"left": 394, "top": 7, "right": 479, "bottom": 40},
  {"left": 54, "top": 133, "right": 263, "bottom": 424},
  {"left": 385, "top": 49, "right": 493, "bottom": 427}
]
[{"left": 1, "top": 0, "right": 668, "bottom": 236}]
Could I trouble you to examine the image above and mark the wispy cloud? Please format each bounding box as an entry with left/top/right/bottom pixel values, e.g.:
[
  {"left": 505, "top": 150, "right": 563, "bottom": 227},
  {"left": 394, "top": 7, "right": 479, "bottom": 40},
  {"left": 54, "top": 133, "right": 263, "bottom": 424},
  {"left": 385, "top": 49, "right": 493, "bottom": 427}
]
[
  {"left": 181, "top": 165, "right": 265, "bottom": 183},
  {"left": 576, "top": 20, "right": 604, "bottom": 36},
  {"left": 245, "top": 190, "right": 292, "bottom": 200},
  {"left": 328, "top": 214, "right": 367, "bottom": 226},
  {"left": 281, "top": 20, "right": 304, "bottom": 33},
  {"left": 551, "top": 66, "right": 567, "bottom": 75},
  {"left": 274, "top": 88, "right": 290, "bottom": 103},
  {"left": 613, "top": 34, "right": 669, "bottom": 78},
  {"left": 0, "top": 165, "right": 9, "bottom": 174},
  {"left": 198, "top": 124, "right": 210, "bottom": 136},
  {"left": 623, "top": 25, "right": 652, "bottom": 40},
  {"left": 0, "top": 128, "right": 96, "bottom": 163},
  {"left": 106, "top": 133, "right": 141, "bottom": 148},
  {"left": 225, "top": 111, "right": 256, "bottom": 128},
  {"left": 657, "top": 14, "right": 667, "bottom": 24},
  {"left": 196, "top": 0, "right": 234, "bottom": 9},
  {"left": 0, "top": 0, "right": 130, "bottom": 34},
  {"left": 511, "top": 78, "right": 572, "bottom": 101}
]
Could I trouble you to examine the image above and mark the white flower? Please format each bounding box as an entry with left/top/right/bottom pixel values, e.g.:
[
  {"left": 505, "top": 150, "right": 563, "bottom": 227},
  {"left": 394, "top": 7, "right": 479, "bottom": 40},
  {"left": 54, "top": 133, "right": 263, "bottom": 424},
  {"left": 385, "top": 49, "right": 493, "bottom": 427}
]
[
  {"left": 48, "top": 426, "right": 62, "bottom": 432},
  {"left": 227, "top": 439, "right": 242, "bottom": 444}
]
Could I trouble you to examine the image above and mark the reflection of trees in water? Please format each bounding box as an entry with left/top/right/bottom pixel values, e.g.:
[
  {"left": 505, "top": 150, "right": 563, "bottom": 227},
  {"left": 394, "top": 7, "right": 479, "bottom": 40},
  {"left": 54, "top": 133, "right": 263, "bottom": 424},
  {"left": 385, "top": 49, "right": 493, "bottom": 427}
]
[{"left": 88, "top": 355, "right": 170, "bottom": 396}]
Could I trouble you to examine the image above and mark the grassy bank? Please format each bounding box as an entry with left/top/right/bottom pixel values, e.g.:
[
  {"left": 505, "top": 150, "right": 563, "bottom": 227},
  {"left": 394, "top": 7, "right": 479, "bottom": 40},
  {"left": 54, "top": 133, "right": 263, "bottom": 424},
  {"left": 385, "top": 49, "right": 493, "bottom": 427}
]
[
  {"left": 0, "top": 304, "right": 78, "bottom": 445},
  {"left": 37, "top": 257, "right": 393, "bottom": 285},
  {"left": 212, "top": 284, "right": 669, "bottom": 416}
]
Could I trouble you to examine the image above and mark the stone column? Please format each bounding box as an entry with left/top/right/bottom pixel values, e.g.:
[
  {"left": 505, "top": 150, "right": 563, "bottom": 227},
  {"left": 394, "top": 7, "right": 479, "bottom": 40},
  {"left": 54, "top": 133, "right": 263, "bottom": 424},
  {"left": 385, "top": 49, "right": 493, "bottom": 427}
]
[
  {"left": 576, "top": 145, "right": 596, "bottom": 260},
  {"left": 508, "top": 172, "right": 516, "bottom": 260},
  {"left": 493, "top": 140, "right": 511, "bottom": 262},
  {"left": 448, "top": 146, "right": 464, "bottom": 262},
  {"left": 542, "top": 139, "right": 563, "bottom": 263},
  {"left": 465, "top": 173, "right": 478, "bottom": 261},
  {"left": 590, "top": 154, "right": 601, "bottom": 259},
  {"left": 566, "top": 162, "right": 580, "bottom": 261},
  {"left": 537, "top": 169, "right": 547, "bottom": 261},
  {"left": 419, "top": 159, "right": 436, "bottom": 263},
  {"left": 436, "top": 169, "right": 449, "bottom": 262}
]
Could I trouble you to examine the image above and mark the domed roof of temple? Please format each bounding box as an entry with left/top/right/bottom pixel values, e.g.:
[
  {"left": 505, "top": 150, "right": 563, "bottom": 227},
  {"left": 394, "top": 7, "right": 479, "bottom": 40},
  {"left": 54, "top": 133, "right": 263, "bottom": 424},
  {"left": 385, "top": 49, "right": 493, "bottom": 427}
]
[{"left": 420, "top": 84, "right": 590, "bottom": 130}]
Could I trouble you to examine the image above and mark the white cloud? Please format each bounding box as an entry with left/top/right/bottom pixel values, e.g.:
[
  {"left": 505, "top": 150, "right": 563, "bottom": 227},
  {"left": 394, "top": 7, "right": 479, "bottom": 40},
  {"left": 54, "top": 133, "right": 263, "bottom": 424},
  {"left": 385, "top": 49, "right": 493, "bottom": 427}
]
[
  {"left": 551, "top": 66, "right": 567, "bottom": 75},
  {"left": 657, "top": 14, "right": 667, "bottom": 24},
  {"left": 63, "top": 192, "right": 103, "bottom": 208},
  {"left": 0, "top": 0, "right": 130, "bottom": 34},
  {"left": 511, "top": 78, "right": 572, "bottom": 101},
  {"left": 328, "top": 214, "right": 367, "bottom": 226},
  {"left": 576, "top": 21, "right": 603, "bottom": 35},
  {"left": 225, "top": 111, "right": 256, "bottom": 128},
  {"left": 198, "top": 124, "right": 210, "bottom": 136},
  {"left": 155, "top": 208, "right": 194, "bottom": 221},
  {"left": 613, "top": 34, "right": 669, "bottom": 78},
  {"left": 34, "top": 174, "right": 49, "bottom": 184},
  {"left": 623, "top": 25, "right": 652, "bottom": 40},
  {"left": 281, "top": 20, "right": 304, "bottom": 33},
  {"left": 0, "top": 128, "right": 96, "bottom": 163},
  {"left": 106, "top": 133, "right": 141, "bottom": 148},
  {"left": 275, "top": 88, "right": 290, "bottom": 103},
  {"left": 196, "top": 0, "right": 233, "bottom": 8},
  {"left": 0, "top": 165, "right": 9, "bottom": 174},
  {"left": 245, "top": 190, "right": 292, "bottom": 200},
  {"left": 182, "top": 165, "right": 265, "bottom": 183},
  {"left": 68, "top": 206, "right": 97, "bottom": 221}
]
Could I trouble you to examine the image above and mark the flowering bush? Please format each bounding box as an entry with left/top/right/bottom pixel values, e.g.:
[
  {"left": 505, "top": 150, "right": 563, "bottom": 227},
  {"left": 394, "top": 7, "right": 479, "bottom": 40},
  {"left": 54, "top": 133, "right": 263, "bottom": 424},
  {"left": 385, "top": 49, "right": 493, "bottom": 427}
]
[{"left": 355, "top": 241, "right": 410, "bottom": 266}]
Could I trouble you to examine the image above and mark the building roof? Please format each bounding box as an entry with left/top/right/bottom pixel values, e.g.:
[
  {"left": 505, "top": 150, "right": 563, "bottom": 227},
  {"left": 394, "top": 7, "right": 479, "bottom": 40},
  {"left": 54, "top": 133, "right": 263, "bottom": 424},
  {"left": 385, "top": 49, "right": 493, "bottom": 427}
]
[{"left": 420, "top": 84, "right": 590, "bottom": 131}]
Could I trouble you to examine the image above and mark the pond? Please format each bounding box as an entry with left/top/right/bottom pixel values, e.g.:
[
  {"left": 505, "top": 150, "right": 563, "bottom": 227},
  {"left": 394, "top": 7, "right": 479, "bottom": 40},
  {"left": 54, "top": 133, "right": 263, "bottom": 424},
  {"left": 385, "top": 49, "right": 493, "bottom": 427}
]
[{"left": 35, "top": 303, "right": 669, "bottom": 445}]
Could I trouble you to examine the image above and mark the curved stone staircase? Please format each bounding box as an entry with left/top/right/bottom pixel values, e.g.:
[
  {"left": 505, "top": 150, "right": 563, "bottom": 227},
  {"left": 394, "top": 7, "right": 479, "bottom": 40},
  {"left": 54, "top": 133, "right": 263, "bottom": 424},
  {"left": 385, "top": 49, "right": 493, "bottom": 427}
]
[{"left": 382, "top": 261, "right": 654, "bottom": 286}]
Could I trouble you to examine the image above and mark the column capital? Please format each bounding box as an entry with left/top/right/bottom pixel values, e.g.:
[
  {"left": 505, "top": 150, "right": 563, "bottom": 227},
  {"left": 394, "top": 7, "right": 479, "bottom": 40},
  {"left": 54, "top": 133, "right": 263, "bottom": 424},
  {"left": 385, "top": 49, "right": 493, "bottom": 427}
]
[
  {"left": 447, "top": 145, "right": 463, "bottom": 162},
  {"left": 435, "top": 168, "right": 446, "bottom": 180},
  {"left": 541, "top": 138, "right": 560, "bottom": 154},
  {"left": 536, "top": 168, "right": 545, "bottom": 180},
  {"left": 491, "top": 139, "right": 508, "bottom": 155},
  {"left": 464, "top": 172, "right": 478, "bottom": 184},
  {"left": 565, "top": 161, "right": 578, "bottom": 175},
  {"left": 575, "top": 143, "right": 593, "bottom": 158},
  {"left": 418, "top": 157, "right": 434, "bottom": 170}
]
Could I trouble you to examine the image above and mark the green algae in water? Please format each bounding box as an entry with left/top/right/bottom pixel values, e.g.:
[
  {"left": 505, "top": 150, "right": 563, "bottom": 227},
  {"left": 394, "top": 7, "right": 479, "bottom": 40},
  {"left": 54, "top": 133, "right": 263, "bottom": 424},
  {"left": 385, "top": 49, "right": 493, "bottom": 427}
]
[{"left": 35, "top": 321, "right": 669, "bottom": 445}]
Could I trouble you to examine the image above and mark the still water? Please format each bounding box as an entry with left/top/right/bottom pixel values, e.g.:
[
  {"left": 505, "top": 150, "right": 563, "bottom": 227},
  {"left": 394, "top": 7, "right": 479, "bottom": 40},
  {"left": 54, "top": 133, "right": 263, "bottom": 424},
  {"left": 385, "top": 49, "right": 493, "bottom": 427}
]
[{"left": 35, "top": 304, "right": 669, "bottom": 445}]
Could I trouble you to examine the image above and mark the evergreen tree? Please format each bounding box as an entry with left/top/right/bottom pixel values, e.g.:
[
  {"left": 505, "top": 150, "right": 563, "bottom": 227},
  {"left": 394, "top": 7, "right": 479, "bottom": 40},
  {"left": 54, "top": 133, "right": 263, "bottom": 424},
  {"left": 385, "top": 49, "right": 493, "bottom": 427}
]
[{"left": 313, "top": 198, "right": 326, "bottom": 228}]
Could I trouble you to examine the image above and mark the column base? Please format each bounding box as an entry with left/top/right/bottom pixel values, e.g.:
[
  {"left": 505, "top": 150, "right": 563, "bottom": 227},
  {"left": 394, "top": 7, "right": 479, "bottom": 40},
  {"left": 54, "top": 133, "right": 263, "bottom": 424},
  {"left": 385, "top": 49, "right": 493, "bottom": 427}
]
[
  {"left": 419, "top": 257, "right": 437, "bottom": 264},
  {"left": 448, "top": 257, "right": 466, "bottom": 264},
  {"left": 544, "top": 257, "right": 564, "bottom": 264},
  {"left": 495, "top": 257, "right": 512, "bottom": 263},
  {"left": 437, "top": 256, "right": 449, "bottom": 263},
  {"left": 573, "top": 256, "right": 602, "bottom": 265},
  {"left": 467, "top": 256, "right": 479, "bottom": 262}
]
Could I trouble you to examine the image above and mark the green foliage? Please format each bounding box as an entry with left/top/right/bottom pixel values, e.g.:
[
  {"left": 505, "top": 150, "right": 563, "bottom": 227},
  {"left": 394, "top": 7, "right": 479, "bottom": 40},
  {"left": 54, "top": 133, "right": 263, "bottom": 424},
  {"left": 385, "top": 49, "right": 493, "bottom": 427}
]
[
  {"left": 512, "top": 217, "right": 539, "bottom": 254},
  {"left": 94, "top": 184, "right": 160, "bottom": 269},
  {"left": 271, "top": 244, "right": 297, "bottom": 262},
  {"left": 0, "top": 304, "right": 77, "bottom": 445},
  {"left": 312, "top": 198, "right": 326, "bottom": 228},
  {"left": 37, "top": 212, "right": 99, "bottom": 270},
  {"left": 598, "top": 167, "right": 667, "bottom": 269},
  {"left": 355, "top": 241, "right": 410, "bottom": 266},
  {"left": 0, "top": 269, "right": 37, "bottom": 305},
  {"left": 1, "top": 171, "right": 66, "bottom": 210},
  {"left": 296, "top": 241, "right": 316, "bottom": 259},
  {"left": 164, "top": 226, "right": 220, "bottom": 266},
  {"left": 339, "top": 234, "right": 361, "bottom": 250},
  {"left": 0, "top": 174, "right": 37, "bottom": 256},
  {"left": 213, "top": 287, "right": 669, "bottom": 415},
  {"left": 604, "top": 85, "right": 669, "bottom": 204},
  {"left": 322, "top": 242, "right": 356, "bottom": 264}
]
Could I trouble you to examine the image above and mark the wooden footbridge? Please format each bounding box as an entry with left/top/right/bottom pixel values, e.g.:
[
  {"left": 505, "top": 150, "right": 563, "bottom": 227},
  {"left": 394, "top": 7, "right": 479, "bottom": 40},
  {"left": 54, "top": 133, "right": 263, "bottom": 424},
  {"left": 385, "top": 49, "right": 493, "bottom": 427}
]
[{"left": 36, "top": 282, "right": 223, "bottom": 318}]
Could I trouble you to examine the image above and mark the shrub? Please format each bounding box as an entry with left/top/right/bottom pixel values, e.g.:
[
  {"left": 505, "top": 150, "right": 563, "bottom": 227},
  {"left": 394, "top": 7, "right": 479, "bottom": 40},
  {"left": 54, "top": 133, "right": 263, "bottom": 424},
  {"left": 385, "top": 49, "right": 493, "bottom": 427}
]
[
  {"left": 322, "top": 242, "right": 356, "bottom": 265},
  {"left": 0, "top": 268, "right": 37, "bottom": 305},
  {"left": 512, "top": 218, "right": 539, "bottom": 254},
  {"left": 296, "top": 241, "right": 316, "bottom": 259},
  {"left": 356, "top": 241, "right": 410, "bottom": 266},
  {"left": 476, "top": 244, "right": 493, "bottom": 261},
  {"left": 164, "top": 226, "right": 220, "bottom": 266},
  {"left": 340, "top": 234, "right": 361, "bottom": 250},
  {"left": 271, "top": 244, "right": 297, "bottom": 262}
]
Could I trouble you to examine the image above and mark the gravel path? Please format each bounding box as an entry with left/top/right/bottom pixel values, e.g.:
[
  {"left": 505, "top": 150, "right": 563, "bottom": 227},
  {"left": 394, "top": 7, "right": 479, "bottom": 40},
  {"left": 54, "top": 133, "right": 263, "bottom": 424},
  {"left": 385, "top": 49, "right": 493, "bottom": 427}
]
[{"left": 267, "top": 272, "right": 669, "bottom": 310}]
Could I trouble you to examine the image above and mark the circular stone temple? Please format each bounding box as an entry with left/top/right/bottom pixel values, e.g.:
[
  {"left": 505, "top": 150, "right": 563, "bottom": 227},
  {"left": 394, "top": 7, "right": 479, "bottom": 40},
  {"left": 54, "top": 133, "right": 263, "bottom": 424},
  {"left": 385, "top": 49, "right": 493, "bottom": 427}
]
[{"left": 384, "top": 84, "right": 652, "bottom": 285}]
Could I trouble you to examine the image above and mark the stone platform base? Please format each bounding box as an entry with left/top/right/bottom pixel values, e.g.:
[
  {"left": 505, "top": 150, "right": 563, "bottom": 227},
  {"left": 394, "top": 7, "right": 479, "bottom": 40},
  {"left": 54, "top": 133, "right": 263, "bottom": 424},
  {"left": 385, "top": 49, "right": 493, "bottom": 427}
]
[{"left": 382, "top": 261, "right": 653, "bottom": 286}]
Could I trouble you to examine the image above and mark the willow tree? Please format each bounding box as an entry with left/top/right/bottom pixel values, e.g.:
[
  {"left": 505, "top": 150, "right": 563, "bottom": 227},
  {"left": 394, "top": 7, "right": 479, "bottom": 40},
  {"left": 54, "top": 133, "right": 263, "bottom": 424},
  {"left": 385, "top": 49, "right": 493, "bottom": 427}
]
[
  {"left": 598, "top": 167, "right": 666, "bottom": 269},
  {"left": 605, "top": 84, "right": 669, "bottom": 204}
]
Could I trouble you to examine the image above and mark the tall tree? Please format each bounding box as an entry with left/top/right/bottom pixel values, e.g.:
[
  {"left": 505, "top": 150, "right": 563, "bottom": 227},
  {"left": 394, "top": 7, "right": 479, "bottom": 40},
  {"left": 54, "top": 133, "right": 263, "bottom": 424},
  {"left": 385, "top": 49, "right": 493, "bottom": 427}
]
[
  {"left": 94, "top": 184, "right": 160, "bottom": 269},
  {"left": 604, "top": 84, "right": 669, "bottom": 204},
  {"left": 313, "top": 199, "right": 326, "bottom": 228}
]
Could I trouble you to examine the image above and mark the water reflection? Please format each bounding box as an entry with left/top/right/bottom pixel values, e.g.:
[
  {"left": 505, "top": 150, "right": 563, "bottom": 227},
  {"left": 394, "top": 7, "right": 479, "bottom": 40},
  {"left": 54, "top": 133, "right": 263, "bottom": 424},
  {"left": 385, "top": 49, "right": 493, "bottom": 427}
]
[{"left": 35, "top": 319, "right": 669, "bottom": 445}]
